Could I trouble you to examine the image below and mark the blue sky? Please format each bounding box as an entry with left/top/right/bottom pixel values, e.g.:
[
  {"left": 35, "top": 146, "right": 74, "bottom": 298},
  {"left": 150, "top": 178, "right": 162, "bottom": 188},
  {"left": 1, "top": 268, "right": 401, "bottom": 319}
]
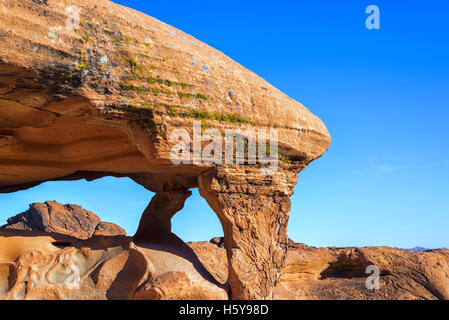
[{"left": 1, "top": 1, "right": 448, "bottom": 248}]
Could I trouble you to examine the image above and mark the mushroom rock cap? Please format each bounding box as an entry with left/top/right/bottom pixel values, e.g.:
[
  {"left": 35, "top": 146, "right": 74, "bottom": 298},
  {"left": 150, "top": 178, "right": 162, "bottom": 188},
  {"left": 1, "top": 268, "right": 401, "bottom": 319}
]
[{"left": 0, "top": 0, "right": 330, "bottom": 187}]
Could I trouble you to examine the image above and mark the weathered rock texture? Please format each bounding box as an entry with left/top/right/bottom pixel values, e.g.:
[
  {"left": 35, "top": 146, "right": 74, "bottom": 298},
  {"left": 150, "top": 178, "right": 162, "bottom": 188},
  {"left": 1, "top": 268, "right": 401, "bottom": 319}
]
[
  {"left": 0, "top": 231, "right": 227, "bottom": 300},
  {"left": 134, "top": 191, "right": 192, "bottom": 243},
  {"left": 0, "top": 0, "right": 331, "bottom": 299},
  {"left": 199, "top": 169, "right": 295, "bottom": 299},
  {"left": 191, "top": 239, "right": 449, "bottom": 300},
  {"left": 2, "top": 201, "right": 125, "bottom": 239},
  {"left": 2, "top": 231, "right": 447, "bottom": 300}
]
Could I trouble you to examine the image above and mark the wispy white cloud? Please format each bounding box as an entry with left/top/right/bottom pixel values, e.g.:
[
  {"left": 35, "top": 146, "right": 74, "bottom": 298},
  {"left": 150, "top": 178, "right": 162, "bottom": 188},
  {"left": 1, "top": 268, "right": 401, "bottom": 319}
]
[
  {"left": 371, "top": 163, "right": 418, "bottom": 173},
  {"left": 369, "top": 155, "right": 449, "bottom": 173}
]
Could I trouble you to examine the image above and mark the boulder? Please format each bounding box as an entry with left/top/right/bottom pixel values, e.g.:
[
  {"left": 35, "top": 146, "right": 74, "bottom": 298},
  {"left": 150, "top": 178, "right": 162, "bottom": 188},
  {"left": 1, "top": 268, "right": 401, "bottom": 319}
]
[{"left": 2, "top": 201, "right": 125, "bottom": 239}]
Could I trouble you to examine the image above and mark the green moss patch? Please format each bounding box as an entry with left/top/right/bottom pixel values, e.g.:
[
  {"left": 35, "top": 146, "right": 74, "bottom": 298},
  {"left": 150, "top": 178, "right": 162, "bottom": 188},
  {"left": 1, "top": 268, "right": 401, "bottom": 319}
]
[
  {"left": 177, "top": 92, "right": 211, "bottom": 100},
  {"left": 147, "top": 77, "right": 192, "bottom": 89}
]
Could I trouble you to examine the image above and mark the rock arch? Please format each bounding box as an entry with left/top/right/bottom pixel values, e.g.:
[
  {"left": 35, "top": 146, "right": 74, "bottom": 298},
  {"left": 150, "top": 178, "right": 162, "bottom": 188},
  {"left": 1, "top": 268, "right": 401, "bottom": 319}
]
[{"left": 0, "top": 0, "right": 330, "bottom": 300}]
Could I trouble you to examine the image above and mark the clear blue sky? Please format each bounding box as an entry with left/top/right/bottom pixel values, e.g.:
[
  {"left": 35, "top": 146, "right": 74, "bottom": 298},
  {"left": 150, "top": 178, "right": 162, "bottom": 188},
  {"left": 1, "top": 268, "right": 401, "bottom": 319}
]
[{"left": 1, "top": 0, "right": 448, "bottom": 248}]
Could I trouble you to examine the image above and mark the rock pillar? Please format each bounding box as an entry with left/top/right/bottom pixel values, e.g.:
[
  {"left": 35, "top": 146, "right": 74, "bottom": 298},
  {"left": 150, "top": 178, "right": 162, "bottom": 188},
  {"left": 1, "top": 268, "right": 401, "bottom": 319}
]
[
  {"left": 199, "top": 168, "right": 297, "bottom": 300},
  {"left": 133, "top": 190, "right": 192, "bottom": 243}
]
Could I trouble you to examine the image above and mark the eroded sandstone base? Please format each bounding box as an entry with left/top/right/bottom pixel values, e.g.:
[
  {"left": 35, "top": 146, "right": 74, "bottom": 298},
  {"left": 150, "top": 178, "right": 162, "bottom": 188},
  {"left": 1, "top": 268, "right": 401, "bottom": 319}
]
[
  {"left": 0, "top": 231, "right": 228, "bottom": 300},
  {"left": 192, "top": 240, "right": 449, "bottom": 300},
  {"left": 2, "top": 230, "right": 447, "bottom": 300}
]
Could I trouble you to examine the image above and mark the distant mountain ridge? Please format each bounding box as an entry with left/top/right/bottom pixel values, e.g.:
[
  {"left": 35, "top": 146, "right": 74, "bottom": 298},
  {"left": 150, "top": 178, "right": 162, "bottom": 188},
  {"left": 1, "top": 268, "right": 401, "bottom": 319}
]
[
  {"left": 408, "top": 246, "right": 430, "bottom": 252},
  {"left": 405, "top": 247, "right": 448, "bottom": 252}
]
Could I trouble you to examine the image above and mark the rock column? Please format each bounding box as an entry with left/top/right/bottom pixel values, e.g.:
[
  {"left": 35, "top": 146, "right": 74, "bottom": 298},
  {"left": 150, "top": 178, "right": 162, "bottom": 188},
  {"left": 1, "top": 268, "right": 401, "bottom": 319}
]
[
  {"left": 133, "top": 190, "right": 192, "bottom": 243},
  {"left": 199, "top": 168, "right": 297, "bottom": 300}
]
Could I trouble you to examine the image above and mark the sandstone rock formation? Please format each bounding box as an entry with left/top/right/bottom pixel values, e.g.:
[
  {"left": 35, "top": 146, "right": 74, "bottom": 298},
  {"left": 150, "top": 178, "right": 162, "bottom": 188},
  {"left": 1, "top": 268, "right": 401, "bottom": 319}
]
[
  {"left": 191, "top": 239, "right": 449, "bottom": 300},
  {"left": 276, "top": 245, "right": 449, "bottom": 300},
  {"left": 134, "top": 191, "right": 192, "bottom": 243},
  {"left": 188, "top": 240, "right": 228, "bottom": 285},
  {"left": 2, "top": 201, "right": 125, "bottom": 239},
  {"left": 2, "top": 231, "right": 447, "bottom": 300},
  {"left": 0, "top": 0, "right": 331, "bottom": 299},
  {"left": 0, "top": 231, "right": 228, "bottom": 300}
]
